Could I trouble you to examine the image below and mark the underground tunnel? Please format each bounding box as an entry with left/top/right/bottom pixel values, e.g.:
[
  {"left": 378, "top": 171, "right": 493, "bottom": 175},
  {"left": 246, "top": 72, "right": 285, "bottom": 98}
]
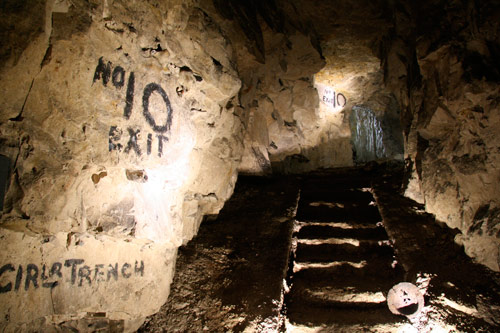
[{"left": 0, "top": 0, "right": 500, "bottom": 331}]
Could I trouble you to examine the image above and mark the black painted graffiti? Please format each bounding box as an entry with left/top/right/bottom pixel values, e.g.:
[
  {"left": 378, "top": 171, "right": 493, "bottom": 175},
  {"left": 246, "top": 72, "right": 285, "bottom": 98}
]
[
  {"left": 93, "top": 57, "right": 173, "bottom": 157},
  {"left": 108, "top": 128, "right": 168, "bottom": 158},
  {"left": 0, "top": 259, "right": 145, "bottom": 293},
  {"left": 108, "top": 126, "right": 123, "bottom": 151},
  {"left": 93, "top": 57, "right": 112, "bottom": 86},
  {"left": 112, "top": 66, "right": 126, "bottom": 89},
  {"left": 142, "top": 83, "right": 173, "bottom": 134},
  {"left": 124, "top": 72, "right": 135, "bottom": 120},
  {"left": 322, "top": 88, "right": 347, "bottom": 109},
  {"left": 124, "top": 128, "right": 142, "bottom": 156}
]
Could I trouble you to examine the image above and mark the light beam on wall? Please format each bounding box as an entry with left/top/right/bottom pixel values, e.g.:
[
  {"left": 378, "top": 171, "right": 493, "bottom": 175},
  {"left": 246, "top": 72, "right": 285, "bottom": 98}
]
[{"left": 132, "top": 121, "right": 195, "bottom": 245}]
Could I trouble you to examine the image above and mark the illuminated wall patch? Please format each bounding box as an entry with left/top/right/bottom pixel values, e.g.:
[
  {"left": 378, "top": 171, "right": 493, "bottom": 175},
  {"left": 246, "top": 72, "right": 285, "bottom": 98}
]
[{"left": 316, "top": 83, "right": 347, "bottom": 111}]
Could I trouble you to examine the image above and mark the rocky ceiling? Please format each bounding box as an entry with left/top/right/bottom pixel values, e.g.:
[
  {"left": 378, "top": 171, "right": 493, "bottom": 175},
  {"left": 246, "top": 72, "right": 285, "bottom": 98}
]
[{"left": 0, "top": 0, "right": 499, "bottom": 331}]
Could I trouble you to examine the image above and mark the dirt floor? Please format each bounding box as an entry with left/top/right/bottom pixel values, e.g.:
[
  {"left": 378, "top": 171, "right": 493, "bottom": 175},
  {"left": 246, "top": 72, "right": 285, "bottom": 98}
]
[
  {"left": 138, "top": 176, "right": 299, "bottom": 332},
  {"left": 138, "top": 163, "right": 500, "bottom": 332}
]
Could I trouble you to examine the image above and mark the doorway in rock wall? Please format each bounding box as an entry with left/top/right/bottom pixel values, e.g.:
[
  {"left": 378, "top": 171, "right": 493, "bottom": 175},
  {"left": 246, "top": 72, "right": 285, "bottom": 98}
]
[{"left": 349, "top": 104, "right": 404, "bottom": 164}]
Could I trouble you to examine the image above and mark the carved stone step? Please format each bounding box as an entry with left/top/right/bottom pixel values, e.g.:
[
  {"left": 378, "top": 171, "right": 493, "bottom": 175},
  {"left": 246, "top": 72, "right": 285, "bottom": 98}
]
[
  {"left": 299, "top": 188, "right": 375, "bottom": 204},
  {"left": 296, "top": 204, "right": 381, "bottom": 223},
  {"left": 295, "top": 241, "right": 394, "bottom": 263},
  {"left": 285, "top": 299, "right": 403, "bottom": 326},
  {"left": 296, "top": 224, "right": 388, "bottom": 240},
  {"left": 292, "top": 261, "right": 403, "bottom": 287}
]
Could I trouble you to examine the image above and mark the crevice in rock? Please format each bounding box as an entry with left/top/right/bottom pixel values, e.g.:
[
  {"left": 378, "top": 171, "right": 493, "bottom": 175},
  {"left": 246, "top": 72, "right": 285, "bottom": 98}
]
[
  {"left": 104, "top": 22, "right": 124, "bottom": 34},
  {"left": 40, "top": 43, "right": 52, "bottom": 69},
  {"left": 141, "top": 44, "right": 164, "bottom": 55},
  {"left": 9, "top": 78, "right": 34, "bottom": 122},
  {"left": 211, "top": 57, "right": 223, "bottom": 72}
]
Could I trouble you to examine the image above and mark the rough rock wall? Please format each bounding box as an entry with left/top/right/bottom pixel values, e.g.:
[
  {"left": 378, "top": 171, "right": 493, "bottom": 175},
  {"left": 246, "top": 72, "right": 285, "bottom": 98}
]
[
  {"left": 212, "top": 0, "right": 405, "bottom": 175},
  {"left": 234, "top": 29, "right": 332, "bottom": 174},
  {"left": 0, "top": 0, "right": 243, "bottom": 330},
  {"left": 209, "top": 0, "right": 330, "bottom": 175},
  {"left": 382, "top": 0, "right": 500, "bottom": 271}
]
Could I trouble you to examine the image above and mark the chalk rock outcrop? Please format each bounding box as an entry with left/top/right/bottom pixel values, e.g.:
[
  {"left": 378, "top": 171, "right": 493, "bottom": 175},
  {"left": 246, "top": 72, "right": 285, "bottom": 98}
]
[
  {"left": 383, "top": 0, "right": 500, "bottom": 271},
  {"left": 0, "top": 0, "right": 243, "bottom": 330}
]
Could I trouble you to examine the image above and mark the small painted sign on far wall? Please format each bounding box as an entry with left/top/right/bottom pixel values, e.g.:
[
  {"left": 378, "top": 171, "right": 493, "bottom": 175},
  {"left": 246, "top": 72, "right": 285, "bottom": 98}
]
[{"left": 316, "top": 83, "right": 347, "bottom": 111}]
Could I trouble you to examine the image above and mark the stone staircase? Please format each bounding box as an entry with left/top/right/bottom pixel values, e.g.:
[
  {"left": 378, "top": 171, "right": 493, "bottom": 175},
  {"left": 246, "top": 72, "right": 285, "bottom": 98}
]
[{"left": 285, "top": 174, "right": 405, "bottom": 329}]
